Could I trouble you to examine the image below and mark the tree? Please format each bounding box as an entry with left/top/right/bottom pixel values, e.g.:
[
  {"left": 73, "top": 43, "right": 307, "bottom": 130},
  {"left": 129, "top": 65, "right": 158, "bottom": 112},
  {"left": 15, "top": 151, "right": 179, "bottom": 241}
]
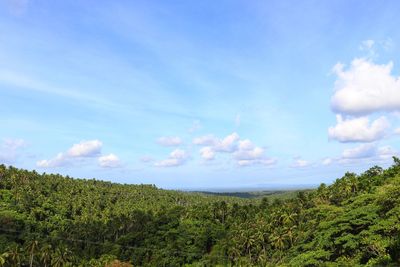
[
  {"left": 26, "top": 240, "right": 39, "bottom": 267},
  {"left": 40, "top": 244, "right": 52, "bottom": 267}
]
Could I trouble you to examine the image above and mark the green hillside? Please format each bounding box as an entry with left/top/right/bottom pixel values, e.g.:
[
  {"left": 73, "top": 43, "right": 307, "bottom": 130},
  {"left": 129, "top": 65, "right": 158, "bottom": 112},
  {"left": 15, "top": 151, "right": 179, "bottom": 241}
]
[{"left": 1, "top": 159, "right": 400, "bottom": 266}]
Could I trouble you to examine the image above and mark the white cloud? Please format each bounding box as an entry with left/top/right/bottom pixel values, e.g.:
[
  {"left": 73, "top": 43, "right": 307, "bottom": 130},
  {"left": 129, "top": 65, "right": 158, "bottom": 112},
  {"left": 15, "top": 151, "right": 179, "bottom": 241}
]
[
  {"left": 237, "top": 139, "right": 254, "bottom": 150},
  {"left": 322, "top": 158, "right": 333, "bottom": 165},
  {"left": 328, "top": 115, "right": 389, "bottom": 142},
  {"left": 360, "top": 39, "right": 375, "bottom": 50},
  {"left": 199, "top": 147, "right": 215, "bottom": 161},
  {"left": 331, "top": 58, "right": 400, "bottom": 115},
  {"left": 342, "top": 143, "right": 376, "bottom": 159},
  {"left": 194, "top": 134, "right": 275, "bottom": 167},
  {"left": 157, "top": 136, "right": 182, "bottom": 146},
  {"left": 322, "top": 144, "right": 397, "bottom": 166},
  {"left": 0, "top": 138, "right": 27, "bottom": 164},
  {"left": 214, "top": 132, "right": 240, "bottom": 152},
  {"left": 194, "top": 133, "right": 239, "bottom": 152},
  {"left": 98, "top": 153, "right": 121, "bottom": 168},
  {"left": 37, "top": 139, "right": 106, "bottom": 168},
  {"left": 377, "top": 146, "right": 396, "bottom": 160},
  {"left": 36, "top": 153, "right": 66, "bottom": 168},
  {"left": 3, "top": 138, "right": 26, "bottom": 150},
  {"left": 193, "top": 135, "right": 218, "bottom": 146},
  {"left": 233, "top": 139, "right": 276, "bottom": 167},
  {"left": 67, "top": 140, "right": 102, "bottom": 157},
  {"left": 155, "top": 149, "right": 188, "bottom": 167},
  {"left": 237, "top": 158, "right": 277, "bottom": 167},
  {"left": 234, "top": 146, "right": 264, "bottom": 160},
  {"left": 291, "top": 159, "right": 311, "bottom": 168},
  {"left": 395, "top": 128, "right": 400, "bottom": 135},
  {"left": 337, "top": 144, "right": 397, "bottom": 164}
]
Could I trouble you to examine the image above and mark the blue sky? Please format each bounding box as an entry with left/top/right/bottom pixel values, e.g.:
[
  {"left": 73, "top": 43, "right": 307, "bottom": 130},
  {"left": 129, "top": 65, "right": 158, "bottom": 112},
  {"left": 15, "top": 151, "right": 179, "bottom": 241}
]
[{"left": 1, "top": 0, "right": 400, "bottom": 189}]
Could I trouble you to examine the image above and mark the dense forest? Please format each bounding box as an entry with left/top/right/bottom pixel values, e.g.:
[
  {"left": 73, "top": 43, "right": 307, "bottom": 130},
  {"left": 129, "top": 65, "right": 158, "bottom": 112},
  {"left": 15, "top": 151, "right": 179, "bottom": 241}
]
[{"left": 1, "top": 159, "right": 400, "bottom": 266}]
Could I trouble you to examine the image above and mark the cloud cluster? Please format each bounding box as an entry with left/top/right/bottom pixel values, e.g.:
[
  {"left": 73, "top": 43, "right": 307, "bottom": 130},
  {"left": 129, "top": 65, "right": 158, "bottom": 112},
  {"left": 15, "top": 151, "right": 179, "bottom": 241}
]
[
  {"left": 193, "top": 133, "right": 276, "bottom": 167},
  {"left": 154, "top": 149, "right": 189, "bottom": 167},
  {"left": 37, "top": 140, "right": 121, "bottom": 168},
  {"left": 329, "top": 47, "right": 400, "bottom": 144},
  {"left": 322, "top": 143, "right": 396, "bottom": 165}
]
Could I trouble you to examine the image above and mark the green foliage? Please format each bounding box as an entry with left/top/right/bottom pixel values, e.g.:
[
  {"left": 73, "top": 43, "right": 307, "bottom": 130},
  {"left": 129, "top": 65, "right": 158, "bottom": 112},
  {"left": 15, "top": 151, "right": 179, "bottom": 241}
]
[{"left": 1, "top": 160, "right": 400, "bottom": 266}]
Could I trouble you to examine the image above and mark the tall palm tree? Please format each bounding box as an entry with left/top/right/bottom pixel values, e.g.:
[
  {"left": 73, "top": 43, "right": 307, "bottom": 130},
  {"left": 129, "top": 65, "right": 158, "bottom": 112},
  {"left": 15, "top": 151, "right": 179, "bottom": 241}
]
[
  {"left": 40, "top": 244, "right": 52, "bottom": 267},
  {"left": 52, "top": 247, "right": 73, "bottom": 267},
  {"left": 8, "top": 245, "right": 21, "bottom": 267},
  {"left": 27, "top": 240, "right": 39, "bottom": 267}
]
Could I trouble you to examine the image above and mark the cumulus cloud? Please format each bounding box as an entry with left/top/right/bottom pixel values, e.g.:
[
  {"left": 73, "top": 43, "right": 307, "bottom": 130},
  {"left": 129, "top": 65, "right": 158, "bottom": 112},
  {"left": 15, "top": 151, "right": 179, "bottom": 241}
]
[
  {"left": 233, "top": 140, "right": 264, "bottom": 160},
  {"left": 157, "top": 136, "right": 182, "bottom": 146},
  {"left": 395, "top": 128, "right": 400, "bottom": 135},
  {"left": 199, "top": 147, "right": 215, "bottom": 161},
  {"left": 193, "top": 133, "right": 240, "bottom": 152},
  {"left": 98, "top": 153, "right": 121, "bottom": 168},
  {"left": 194, "top": 132, "right": 239, "bottom": 152},
  {"left": 37, "top": 153, "right": 66, "bottom": 168},
  {"left": 37, "top": 140, "right": 108, "bottom": 168},
  {"left": 67, "top": 140, "right": 102, "bottom": 157},
  {"left": 328, "top": 115, "right": 389, "bottom": 142},
  {"left": 155, "top": 149, "right": 189, "bottom": 167},
  {"left": 214, "top": 132, "right": 240, "bottom": 152},
  {"left": 331, "top": 58, "right": 400, "bottom": 115},
  {"left": 194, "top": 133, "right": 276, "bottom": 167}
]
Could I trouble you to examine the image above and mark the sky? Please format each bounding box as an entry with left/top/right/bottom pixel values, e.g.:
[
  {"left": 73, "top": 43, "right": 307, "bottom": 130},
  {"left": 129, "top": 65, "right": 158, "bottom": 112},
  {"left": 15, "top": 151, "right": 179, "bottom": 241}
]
[{"left": 1, "top": 0, "right": 400, "bottom": 189}]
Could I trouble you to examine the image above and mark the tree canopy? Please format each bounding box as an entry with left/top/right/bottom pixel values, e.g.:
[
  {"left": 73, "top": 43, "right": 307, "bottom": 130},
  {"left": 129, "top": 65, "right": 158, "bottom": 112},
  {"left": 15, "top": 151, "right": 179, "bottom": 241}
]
[{"left": 1, "top": 158, "right": 400, "bottom": 266}]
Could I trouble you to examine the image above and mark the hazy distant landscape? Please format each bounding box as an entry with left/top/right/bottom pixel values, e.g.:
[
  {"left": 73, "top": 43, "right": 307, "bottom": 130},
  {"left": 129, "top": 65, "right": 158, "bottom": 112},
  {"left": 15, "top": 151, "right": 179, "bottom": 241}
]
[{"left": 194, "top": 189, "right": 314, "bottom": 200}]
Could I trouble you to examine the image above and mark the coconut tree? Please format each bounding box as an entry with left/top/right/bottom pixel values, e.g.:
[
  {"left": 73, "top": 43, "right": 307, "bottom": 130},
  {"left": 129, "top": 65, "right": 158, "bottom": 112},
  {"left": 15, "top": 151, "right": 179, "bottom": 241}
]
[
  {"left": 40, "top": 244, "right": 52, "bottom": 267},
  {"left": 26, "top": 240, "right": 39, "bottom": 267},
  {"left": 8, "top": 245, "right": 22, "bottom": 267}
]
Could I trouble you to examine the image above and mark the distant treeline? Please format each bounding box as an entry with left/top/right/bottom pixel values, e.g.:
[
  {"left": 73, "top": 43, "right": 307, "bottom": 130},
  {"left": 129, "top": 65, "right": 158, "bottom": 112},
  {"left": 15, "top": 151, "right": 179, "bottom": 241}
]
[
  {"left": 1, "top": 159, "right": 400, "bottom": 266},
  {"left": 193, "top": 190, "right": 312, "bottom": 199}
]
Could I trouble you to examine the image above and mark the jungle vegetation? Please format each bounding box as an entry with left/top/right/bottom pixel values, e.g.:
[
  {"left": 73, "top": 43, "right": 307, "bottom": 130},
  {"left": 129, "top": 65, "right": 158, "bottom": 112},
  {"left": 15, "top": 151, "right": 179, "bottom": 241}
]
[{"left": 1, "top": 158, "right": 400, "bottom": 266}]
